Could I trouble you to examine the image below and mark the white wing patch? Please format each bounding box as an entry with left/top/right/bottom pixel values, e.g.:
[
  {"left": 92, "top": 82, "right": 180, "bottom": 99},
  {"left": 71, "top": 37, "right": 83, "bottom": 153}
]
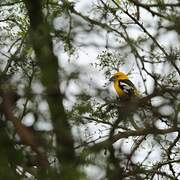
[{"left": 119, "top": 80, "right": 135, "bottom": 96}]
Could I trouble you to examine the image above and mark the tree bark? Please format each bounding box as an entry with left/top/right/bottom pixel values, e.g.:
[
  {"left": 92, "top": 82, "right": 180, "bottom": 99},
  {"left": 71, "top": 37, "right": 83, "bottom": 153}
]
[{"left": 23, "top": 0, "right": 77, "bottom": 178}]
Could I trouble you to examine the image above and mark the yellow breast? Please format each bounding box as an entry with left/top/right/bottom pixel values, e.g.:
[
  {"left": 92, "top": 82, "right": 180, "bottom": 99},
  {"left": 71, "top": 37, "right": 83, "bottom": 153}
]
[{"left": 114, "top": 80, "right": 124, "bottom": 96}]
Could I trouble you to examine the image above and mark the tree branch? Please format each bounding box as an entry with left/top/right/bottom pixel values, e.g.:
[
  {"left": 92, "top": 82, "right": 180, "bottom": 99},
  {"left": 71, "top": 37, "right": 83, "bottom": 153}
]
[
  {"left": 22, "top": 0, "right": 79, "bottom": 178},
  {"left": 90, "top": 126, "right": 180, "bottom": 152},
  {"left": 0, "top": 89, "right": 48, "bottom": 168}
]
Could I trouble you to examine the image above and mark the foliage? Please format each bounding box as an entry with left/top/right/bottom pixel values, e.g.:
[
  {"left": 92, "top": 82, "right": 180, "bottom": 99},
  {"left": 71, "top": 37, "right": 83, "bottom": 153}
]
[{"left": 0, "top": 0, "right": 179, "bottom": 179}]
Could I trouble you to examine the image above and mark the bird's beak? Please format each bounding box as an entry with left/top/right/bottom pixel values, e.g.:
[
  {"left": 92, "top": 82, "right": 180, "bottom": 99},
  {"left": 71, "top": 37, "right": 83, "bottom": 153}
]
[{"left": 109, "top": 76, "right": 116, "bottom": 82}]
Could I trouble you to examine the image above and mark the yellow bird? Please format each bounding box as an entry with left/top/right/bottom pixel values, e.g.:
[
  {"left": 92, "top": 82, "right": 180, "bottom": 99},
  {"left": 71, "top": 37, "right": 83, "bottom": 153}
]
[{"left": 109, "top": 72, "right": 138, "bottom": 98}]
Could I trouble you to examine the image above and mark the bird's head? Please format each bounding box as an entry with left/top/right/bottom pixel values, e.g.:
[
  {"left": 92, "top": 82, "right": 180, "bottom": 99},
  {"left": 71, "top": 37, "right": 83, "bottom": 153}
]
[{"left": 109, "top": 72, "right": 128, "bottom": 82}]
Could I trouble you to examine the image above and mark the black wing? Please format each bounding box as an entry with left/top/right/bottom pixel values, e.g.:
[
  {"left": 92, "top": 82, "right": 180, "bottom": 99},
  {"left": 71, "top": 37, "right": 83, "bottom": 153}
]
[{"left": 118, "top": 79, "right": 136, "bottom": 96}]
